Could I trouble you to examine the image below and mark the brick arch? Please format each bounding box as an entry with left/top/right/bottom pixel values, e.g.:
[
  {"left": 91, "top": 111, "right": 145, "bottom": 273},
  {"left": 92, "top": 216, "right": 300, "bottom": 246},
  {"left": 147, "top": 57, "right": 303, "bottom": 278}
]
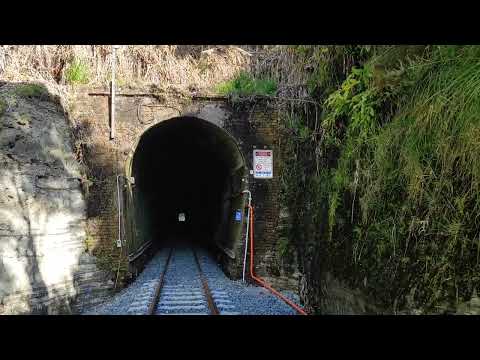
[
  {"left": 124, "top": 112, "right": 246, "bottom": 182},
  {"left": 123, "top": 115, "right": 248, "bottom": 272}
]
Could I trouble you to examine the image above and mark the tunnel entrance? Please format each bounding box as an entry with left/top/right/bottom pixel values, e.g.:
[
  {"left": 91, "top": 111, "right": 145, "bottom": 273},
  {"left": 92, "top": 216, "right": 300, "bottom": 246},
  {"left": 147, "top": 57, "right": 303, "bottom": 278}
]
[{"left": 128, "top": 116, "right": 247, "bottom": 260}]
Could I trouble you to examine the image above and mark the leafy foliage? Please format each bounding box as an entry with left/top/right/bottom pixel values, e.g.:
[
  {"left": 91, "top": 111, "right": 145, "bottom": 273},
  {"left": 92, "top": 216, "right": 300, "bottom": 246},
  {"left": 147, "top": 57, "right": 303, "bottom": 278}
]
[{"left": 274, "top": 45, "right": 480, "bottom": 313}]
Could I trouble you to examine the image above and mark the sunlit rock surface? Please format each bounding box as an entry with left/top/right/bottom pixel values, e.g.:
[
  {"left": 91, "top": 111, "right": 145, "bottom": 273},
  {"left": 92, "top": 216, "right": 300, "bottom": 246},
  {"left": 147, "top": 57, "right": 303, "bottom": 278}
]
[{"left": 0, "top": 82, "right": 112, "bottom": 314}]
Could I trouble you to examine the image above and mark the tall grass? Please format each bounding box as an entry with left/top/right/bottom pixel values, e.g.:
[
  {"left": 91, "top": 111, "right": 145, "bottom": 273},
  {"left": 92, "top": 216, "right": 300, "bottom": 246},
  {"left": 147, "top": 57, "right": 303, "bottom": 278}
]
[
  {"left": 0, "top": 45, "right": 251, "bottom": 90},
  {"left": 352, "top": 47, "right": 480, "bottom": 309},
  {"left": 268, "top": 45, "right": 480, "bottom": 312}
]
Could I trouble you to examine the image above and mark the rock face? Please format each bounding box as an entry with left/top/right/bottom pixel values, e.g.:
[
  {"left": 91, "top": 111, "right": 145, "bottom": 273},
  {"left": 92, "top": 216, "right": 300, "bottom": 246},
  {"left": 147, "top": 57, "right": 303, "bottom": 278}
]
[
  {"left": 455, "top": 290, "right": 480, "bottom": 315},
  {"left": 0, "top": 82, "right": 113, "bottom": 314},
  {"left": 311, "top": 273, "right": 380, "bottom": 315}
]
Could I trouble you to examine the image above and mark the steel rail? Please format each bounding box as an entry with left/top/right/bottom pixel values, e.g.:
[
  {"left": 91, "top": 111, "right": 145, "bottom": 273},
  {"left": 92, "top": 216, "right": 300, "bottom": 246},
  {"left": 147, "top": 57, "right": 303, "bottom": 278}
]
[
  {"left": 147, "top": 247, "right": 174, "bottom": 315},
  {"left": 192, "top": 248, "right": 219, "bottom": 315}
]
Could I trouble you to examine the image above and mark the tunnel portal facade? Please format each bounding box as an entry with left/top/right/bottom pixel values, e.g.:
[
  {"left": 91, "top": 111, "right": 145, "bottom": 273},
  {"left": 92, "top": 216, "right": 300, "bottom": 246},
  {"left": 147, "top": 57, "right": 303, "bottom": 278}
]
[{"left": 72, "top": 86, "right": 297, "bottom": 290}]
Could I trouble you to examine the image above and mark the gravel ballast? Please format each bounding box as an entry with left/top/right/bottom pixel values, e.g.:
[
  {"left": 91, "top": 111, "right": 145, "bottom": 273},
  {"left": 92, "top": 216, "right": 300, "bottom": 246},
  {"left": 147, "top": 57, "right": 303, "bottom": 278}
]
[{"left": 84, "top": 246, "right": 303, "bottom": 315}]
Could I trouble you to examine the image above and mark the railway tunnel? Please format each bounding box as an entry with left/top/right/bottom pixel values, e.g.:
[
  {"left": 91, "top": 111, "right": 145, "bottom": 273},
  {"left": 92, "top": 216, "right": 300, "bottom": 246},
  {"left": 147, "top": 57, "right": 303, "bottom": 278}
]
[{"left": 129, "top": 116, "right": 247, "bottom": 260}]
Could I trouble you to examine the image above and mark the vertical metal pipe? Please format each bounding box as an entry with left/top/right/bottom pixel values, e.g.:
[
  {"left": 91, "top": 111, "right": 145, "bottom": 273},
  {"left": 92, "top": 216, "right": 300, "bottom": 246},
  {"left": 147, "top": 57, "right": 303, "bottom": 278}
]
[
  {"left": 242, "top": 190, "right": 252, "bottom": 282},
  {"left": 116, "top": 175, "right": 123, "bottom": 247},
  {"left": 110, "top": 46, "right": 117, "bottom": 140},
  {"left": 114, "top": 174, "right": 123, "bottom": 289}
]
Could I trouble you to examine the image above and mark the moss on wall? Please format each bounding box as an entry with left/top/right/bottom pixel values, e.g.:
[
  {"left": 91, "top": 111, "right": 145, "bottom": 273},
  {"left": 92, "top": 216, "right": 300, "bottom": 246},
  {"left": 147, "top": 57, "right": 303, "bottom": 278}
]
[{"left": 246, "top": 45, "right": 480, "bottom": 314}]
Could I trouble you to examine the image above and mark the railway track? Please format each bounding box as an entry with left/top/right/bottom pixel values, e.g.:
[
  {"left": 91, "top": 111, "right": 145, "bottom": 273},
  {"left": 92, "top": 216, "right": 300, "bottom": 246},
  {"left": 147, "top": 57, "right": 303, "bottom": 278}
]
[
  {"left": 92, "top": 245, "right": 301, "bottom": 315},
  {"left": 126, "top": 246, "right": 239, "bottom": 315}
]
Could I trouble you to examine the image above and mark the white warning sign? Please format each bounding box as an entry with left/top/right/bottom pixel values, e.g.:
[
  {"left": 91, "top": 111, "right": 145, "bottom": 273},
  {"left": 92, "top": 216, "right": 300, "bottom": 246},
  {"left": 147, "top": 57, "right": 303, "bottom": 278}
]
[{"left": 253, "top": 149, "right": 273, "bottom": 179}]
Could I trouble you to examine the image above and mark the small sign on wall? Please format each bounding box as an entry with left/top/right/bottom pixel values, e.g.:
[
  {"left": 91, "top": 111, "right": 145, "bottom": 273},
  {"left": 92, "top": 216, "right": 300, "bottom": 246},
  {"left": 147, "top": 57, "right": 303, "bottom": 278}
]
[
  {"left": 235, "top": 210, "right": 242, "bottom": 221},
  {"left": 253, "top": 149, "right": 273, "bottom": 179}
]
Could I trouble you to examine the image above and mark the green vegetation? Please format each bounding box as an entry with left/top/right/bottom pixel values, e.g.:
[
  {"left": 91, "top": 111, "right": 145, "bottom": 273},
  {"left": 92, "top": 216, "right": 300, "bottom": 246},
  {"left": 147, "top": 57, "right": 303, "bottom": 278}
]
[
  {"left": 271, "top": 45, "right": 480, "bottom": 313},
  {"left": 216, "top": 71, "right": 277, "bottom": 97},
  {"left": 65, "top": 59, "right": 90, "bottom": 84},
  {"left": 0, "top": 97, "right": 6, "bottom": 117},
  {"left": 94, "top": 243, "right": 129, "bottom": 288},
  {"left": 14, "top": 83, "right": 49, "bottom": 100}
]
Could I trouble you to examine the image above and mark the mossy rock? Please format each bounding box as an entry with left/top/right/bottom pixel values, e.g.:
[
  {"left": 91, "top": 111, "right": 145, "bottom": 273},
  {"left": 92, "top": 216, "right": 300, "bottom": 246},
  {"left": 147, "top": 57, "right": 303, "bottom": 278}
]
[
  {"left": 13, "top": 83, "right": 50, "bottom": 101},
  {"left": 13, "top": 112, "right": 31, "bottom": 126}
]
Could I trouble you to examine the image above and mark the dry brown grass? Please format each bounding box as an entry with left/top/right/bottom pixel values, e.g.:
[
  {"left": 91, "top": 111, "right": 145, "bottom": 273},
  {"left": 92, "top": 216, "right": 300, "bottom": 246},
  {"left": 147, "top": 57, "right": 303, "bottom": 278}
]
[
  {"left": 250, "top": 46, "right": 311, "bottom": 99},
  {"left": 0, "top": 45, "right": 253, "bottom": 91}
]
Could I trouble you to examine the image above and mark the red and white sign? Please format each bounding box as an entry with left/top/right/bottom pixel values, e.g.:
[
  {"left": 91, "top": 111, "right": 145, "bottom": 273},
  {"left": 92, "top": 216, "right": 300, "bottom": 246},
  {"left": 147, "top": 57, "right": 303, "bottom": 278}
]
[{"left": 253, "top": 149, "right": 273, "bottom": 179}]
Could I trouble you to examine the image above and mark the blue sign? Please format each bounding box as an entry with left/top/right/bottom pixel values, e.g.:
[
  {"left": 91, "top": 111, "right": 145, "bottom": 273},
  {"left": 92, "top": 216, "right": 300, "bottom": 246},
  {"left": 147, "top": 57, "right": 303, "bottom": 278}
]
[{"left": 235, "top": 210, "right": 242, "bottom": 221}]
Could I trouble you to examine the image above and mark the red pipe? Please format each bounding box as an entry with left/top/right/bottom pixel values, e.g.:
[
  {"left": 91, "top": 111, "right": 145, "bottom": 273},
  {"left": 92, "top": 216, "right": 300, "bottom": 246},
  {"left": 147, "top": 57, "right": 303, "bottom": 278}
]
[{"left": 248, "top": 205, "right": 308, "bottom": 315}]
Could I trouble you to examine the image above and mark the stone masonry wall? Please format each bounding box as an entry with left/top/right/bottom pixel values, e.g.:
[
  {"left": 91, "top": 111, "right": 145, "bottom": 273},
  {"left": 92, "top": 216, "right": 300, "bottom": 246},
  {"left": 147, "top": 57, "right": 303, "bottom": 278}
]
[
  {"left": 227, "top": 103, "right": 300, "bottom": 290},
  {"left": 69, "top": 86, "right": 182, "bottom": 287}
]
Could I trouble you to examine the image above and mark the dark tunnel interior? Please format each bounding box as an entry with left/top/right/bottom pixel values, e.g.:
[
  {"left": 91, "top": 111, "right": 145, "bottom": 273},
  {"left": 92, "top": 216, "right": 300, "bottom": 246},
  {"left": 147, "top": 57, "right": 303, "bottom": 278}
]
[{"left": 131, "top": 117, "right": 246, "bottom": 254}]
